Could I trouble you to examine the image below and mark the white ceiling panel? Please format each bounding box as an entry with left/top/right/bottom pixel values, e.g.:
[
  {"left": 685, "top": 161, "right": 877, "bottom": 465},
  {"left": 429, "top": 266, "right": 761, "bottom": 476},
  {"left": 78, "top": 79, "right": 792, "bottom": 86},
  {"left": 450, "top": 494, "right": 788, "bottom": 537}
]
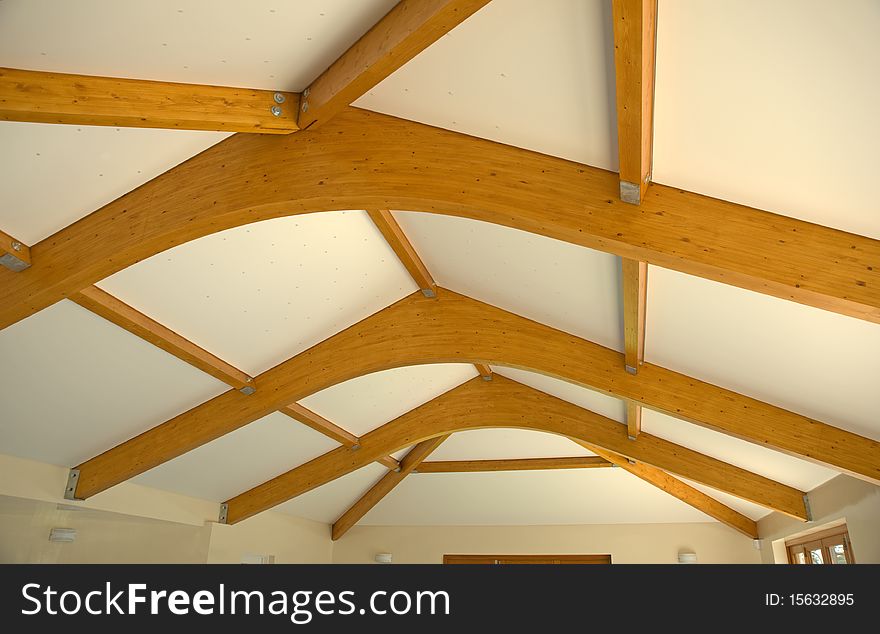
[
  {"left": 0, "top": 122, "right": 228, "bottom": 244},
  {"left": 393, "top": 212, "right": 623, "bottom": 351},
  {"left": 0, "top": 300, "right": 227, "bottom": 467},
  {"left": 0, "top": 0, "right": 398, "bottom": 91},
  {"left": 299, "top": 364, "right": 476, "bottom": 436},
  {"left": 646, "top": 266, "right": 880, "bottom": 440},
  {"left": 428, "top": 430, "right": 595, "bottom": 462},
  {"left": 277, "top": 463, "right": 387, "bottom": 524},
  {"left": 134, "top": 412, "right": 339, "bottom": 502},
  {"left": 496, "top": 367, "right": 626, "bottom": 423},
  {"left": 356, "top": 0, "right": 617, "bottom": 169},
  {"left": 653, "top": 0, "right": 880, "bottom": 239},
  {"left": 359, "top": 469, "right": 718, "bottom": 526},
  {"left": 641, "top": 409, "right": 836, "bottom": 494},
  {"left": 98, "top": 211, "right": 418, "bottom": 376}
]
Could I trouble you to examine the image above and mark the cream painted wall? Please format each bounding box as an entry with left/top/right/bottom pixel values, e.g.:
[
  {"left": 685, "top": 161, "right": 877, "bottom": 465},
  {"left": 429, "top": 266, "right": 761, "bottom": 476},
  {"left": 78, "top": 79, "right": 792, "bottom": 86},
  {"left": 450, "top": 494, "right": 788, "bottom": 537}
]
[
  {"left": 0, "top": 494, "right": 334, "bottom": 564},
  {"left": 0, "top": 496, "right": 212, "bottom": 563},
  {"left": 331, "top": 523, "right": 762, "bottom": 564},
  {"left": 757, "top": 475, "right": 880, "bottom": 564},
  {"left": 207, "top": 512, "right": 331, "bottom": 564}
]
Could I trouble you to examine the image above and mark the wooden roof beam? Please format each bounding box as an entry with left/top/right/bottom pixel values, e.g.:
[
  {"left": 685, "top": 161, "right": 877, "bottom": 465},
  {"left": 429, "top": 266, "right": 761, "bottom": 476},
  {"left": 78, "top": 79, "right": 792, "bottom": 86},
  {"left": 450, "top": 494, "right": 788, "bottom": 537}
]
[
  {"left": 0, "top": 229, "right": 30, "bottom": 272},
  {"left": 1, "top": 108, "right": 878, "bottom": 329},
  {"left": 415, "top": 456, "right": 612, "bottom": 473},
  {"left": 70, "top": 285, "right": 254, "bottom": 392},
  {"left": 580, "top": 442, "right": 758, "bottom": 538},
  {"left": 298, "top": 0, "right": 490, "bottom": 130},
  {"left": 0, "top": 67, "right": 299, "bottom": 133},
  {"left": 612, "top": 0, "right": 658, "bottom": 204},
  {"left": 331, "top": 436, "right": 448, "bottom": 540},
  {"left": 67, "top": 289, "right": 880, "bottom": 502},
  {"left": 279, "top": 403, "right": 399, "bottom": 470},
  {"left": 220, "top": 375, "right": 807, "bottom": 524}
]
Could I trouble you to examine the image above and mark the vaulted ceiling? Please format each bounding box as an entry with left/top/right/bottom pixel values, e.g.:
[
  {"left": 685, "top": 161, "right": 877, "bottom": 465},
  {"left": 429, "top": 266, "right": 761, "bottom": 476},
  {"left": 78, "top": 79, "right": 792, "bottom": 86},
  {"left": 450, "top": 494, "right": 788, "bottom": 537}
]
[{"left": 1, "top": 0, "right": 878, "bottom": 539}]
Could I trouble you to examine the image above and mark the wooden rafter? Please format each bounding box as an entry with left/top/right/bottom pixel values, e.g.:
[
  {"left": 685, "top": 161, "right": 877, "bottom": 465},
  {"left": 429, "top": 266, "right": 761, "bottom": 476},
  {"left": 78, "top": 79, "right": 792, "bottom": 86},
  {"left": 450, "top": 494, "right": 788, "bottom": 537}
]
[
  {"left": 297, "top": 0, "right": 491, "bottom": 129},
  {"left": 68, "top": 289, "right": 880, "bottom": 501},
  {"left": 70, "top": 285, "right": 403, "bottom": 468},
  {"left": 626, "top": 401, "right": 642, "bottom": 440},
  {"left": 331, "top": 436, "right": 448, "bottom": 540},
  {"left": 367, "top": 208, "right": 437, "bottom": 297},
  {"left": 474, "top": 364, "right": 493, "bottom": 380},
  {"left": 0, "top": 229, "right": 31, "bottom": 272},
  {"left": 621, "top": 257, "right": 647, "bottom": 438},
  {"left": 611, "top": 0, "right": 658, "bottom": 204},
  {"left": 580, "top": 442, "right": 758, "bottom": 538},
  {"left": 279, "top": 403, "right": 359, "bottom": 446},
  {"left": 622, "top": 258, "right": 648, "bottom": 374},
  {"left": 279, "top": 403, "right": 399, "bottom": 470},
  {"left": 3, "top": 108, "right": 876, "bottom": 330},
  {"left": 71, "top": 285, "right": 254, "bottom": 392},
  {"left": 0, "top": 67, "right": 299, "bottom": 134},
  {"left": 416, "top": 456, "right": 612, "bottom": 473},
  {"left": 221, "top": 375, "right": 807, "bottom": 524},
  {"left": 366, "top": 207, "right": 490, "bottom": 380}
]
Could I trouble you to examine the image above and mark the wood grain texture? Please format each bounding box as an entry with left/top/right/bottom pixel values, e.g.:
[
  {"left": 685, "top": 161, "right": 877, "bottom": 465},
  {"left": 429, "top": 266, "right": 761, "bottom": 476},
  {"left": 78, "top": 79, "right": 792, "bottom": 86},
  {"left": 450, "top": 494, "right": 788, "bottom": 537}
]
[
  {"left": 3, "top": 107, "right": 876, "bottom": 329},
  {"left": 222, "top": 375, "right": 807, "bottom": 524},
  {"left": 0, "top": 229, "right": 31, "bottom": 271},
  {"left": 0, "top": 67, "right": 299, "bottom": 133},
  {"left": 279, "top": 403, "right": 359, "bottom": 446},
  {"left": 473, "top": 363, "right": 493, "bottom": 378},
  {"left": 377, "top": 456, "right": 401, "bottom": 470},
  {"left": 622, "top": 258, "right": 647, "bottom": 373},
  {"left": 367, "top": 208, "right": 437, "bottom": 295},
  {"left": 70, "top": 285, "right": 253, "bottom": 390},
  {"left": 626, "top": 401, "right": 642, "bottom": 439},
  {"left": 279, "top": 403, "right": 398, "bottom": 469},
  {"left": 416, "top": 456, "right": 612, "bottom": 473},
  {"left": 612, "top": 0, "right": 657, "bottom": 202},
  {"left": 71, "top": 289, "right": 880, "bottom": 501},
  {"left": 581, "top": 442, "right": 759, "bottom": 538},
  {"left": 331, "top": 435, "right": 448, "bottom": 540},
  {"left": 298, "top": 0, "right": 490, "bottom": 129}
]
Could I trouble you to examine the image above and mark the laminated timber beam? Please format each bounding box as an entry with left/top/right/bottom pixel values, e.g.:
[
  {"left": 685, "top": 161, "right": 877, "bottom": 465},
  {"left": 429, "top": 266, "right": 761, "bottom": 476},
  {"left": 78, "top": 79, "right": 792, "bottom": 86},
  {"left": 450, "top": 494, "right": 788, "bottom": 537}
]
[
  {"left": 367, "top": 208, "right": 437, "bottom": 298},
  {"left": 415, "top": 456, "right": 612, "bottom": 473},
  {"left": 579, "top": 441, "right": 758, "bottom": 539},
  {"left": 331, "top": 436, "right": 448, "bottom": 540},
  {"left": 68, "top": 289, "right": 880, "bottom": 502},
  {"left": 2, "top": 107, "right": 877, "bottom": 330},
  {"left": 297, "top": 0, "right": 491, "bottom": 130},
  {"left": 0, "top": 67, "right": 300, "bottom": 133},
  {"left": 70, "top": 285, "right": 255, "bottom": 392},
  {"left": 221, "top": 375, "right": 807, "bottom": 525},
  {"left": 0, "top": 229, "right": 31, "bottom": 272},
  {"left": 279, "top": 403, "right": 399, "bottom": 470},
  {"left": 611, "top": 0, "right": 658, "bottom": 204}
]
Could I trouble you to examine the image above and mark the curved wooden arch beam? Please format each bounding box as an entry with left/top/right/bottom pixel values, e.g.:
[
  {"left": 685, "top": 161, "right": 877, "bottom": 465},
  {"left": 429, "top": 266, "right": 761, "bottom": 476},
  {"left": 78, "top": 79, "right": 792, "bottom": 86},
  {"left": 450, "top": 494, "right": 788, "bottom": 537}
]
[
  {"left": 2, "top": 108, "right": 878, "bottom": 330},
  {"left": 70, "top": 289, "right": 880, "bottom": 501},
  {"left": 223, "top": 375, "right": 805, "bottom": 524}
]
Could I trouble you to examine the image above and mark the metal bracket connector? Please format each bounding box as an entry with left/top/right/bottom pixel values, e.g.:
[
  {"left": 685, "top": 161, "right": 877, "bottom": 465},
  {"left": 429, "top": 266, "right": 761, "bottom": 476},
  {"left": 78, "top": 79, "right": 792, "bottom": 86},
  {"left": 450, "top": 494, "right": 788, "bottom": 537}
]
[
  {"left": 0, "top": 251, "right": 30, "bottom": 272},
  {"left": 803, "top": 494, "right": 813, "bottom": 521},
  {"left": 218, "top": 503, "right": 229, "bottom": 524},
  {"left": 625, "top": 365, "right": 638, "bottom": 375},
  {"left": 421, "top": 288, "right": 436, "bottom": 298},
  {"left": 619, "top": 181, "right": 641, "bottom": 205},
  {"left": 64, "top": 469, "right": 82, "bottom": 501}
]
